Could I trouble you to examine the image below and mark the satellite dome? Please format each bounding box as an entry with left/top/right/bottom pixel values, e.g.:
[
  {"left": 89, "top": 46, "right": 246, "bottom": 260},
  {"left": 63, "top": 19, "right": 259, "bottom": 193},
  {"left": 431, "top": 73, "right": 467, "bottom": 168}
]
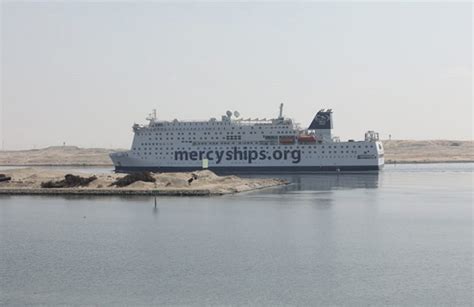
[
  {"left": 226, "top": 110, "right": 232, "bottom": 117},
  {"left": 234, "top": 111, "right": 240, "bottom": 118}
]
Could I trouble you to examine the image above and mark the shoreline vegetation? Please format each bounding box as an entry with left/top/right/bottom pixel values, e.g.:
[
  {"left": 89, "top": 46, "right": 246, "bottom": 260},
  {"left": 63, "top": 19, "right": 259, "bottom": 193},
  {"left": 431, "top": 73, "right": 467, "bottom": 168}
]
[
  {"left": 0, "top": 140, "right": 472, "bottom": 166},
  {"left": 0, "top": 168, "right": 287, "bottom": 196}
]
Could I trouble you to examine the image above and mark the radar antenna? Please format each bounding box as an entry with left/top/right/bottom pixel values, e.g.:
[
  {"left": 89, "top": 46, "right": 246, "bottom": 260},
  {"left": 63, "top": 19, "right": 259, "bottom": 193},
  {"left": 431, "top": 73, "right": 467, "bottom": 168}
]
[{"left": 146, "top": 109, "right": 157, "bottom": 123}]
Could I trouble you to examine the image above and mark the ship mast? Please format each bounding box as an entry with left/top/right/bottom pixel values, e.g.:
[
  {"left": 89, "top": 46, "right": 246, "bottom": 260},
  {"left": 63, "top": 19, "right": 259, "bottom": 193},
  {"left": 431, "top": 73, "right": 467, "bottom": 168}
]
[{"left": 146, "top": 109, "right": 157, "bottom": 124}]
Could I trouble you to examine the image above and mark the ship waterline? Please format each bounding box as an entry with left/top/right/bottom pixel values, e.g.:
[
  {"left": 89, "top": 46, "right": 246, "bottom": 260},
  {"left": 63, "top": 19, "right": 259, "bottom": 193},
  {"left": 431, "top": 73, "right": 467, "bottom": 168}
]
[{"left": 110, "top": 105, "right": 384, "bottom": 173}]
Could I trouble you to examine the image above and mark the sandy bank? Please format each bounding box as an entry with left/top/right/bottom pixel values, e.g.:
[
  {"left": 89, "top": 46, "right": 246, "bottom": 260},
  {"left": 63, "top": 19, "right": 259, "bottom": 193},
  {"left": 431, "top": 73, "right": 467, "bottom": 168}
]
[
  {"left": 0, "top": 146, "right": 120, "bottom": 166},
  {"left": 0, "top": 168, "right": 286, "bottom": 196},
  {"left": 383, "top": 140, "right": 473, "bottom": 163}
]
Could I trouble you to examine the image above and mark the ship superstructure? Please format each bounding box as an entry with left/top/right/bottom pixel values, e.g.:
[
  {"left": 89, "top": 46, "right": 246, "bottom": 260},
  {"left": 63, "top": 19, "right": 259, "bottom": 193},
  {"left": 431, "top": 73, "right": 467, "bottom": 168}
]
[{"left": 110, "top": 104, "right": 384, "bottom": 173}]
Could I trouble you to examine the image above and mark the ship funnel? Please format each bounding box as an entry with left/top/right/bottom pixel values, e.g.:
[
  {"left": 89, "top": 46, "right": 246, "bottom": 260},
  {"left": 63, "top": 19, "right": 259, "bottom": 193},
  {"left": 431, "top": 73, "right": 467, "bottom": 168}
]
[{"left": 308, "top": 109, "right": 333, "bottom": 130}]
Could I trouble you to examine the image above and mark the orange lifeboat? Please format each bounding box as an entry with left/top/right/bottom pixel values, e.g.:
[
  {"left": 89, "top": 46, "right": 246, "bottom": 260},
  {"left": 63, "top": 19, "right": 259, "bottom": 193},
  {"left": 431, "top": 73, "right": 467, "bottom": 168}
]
[
  {"left": 297, "top": 135, "right": 316, "bottom": 143},
  {"left": 279, "top": 136, "right": 295, "bottom": 144}
]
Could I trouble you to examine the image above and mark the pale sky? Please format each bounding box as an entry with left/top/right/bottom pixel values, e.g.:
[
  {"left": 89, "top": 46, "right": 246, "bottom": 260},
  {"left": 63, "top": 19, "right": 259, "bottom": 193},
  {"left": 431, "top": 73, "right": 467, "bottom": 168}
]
[{"left": 1, "top": 1, "right": 472, "bottom": 150}]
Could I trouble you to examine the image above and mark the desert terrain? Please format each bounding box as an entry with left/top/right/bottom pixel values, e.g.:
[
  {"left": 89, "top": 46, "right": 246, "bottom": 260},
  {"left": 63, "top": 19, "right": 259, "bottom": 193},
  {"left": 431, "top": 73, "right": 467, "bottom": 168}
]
[
  {"left": 0, "top": 168, "right": 286, "bottom": 196},
  {"left": 0, "top": 146, "right": 117, "bottom": 166},
  {"left": 382, "top": 140, "right": 473, "bottom": 163}
]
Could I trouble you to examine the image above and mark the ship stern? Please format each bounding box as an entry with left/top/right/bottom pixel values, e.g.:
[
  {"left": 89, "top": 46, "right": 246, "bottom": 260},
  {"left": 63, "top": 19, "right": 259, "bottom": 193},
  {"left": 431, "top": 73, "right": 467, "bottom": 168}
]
[{"left": 376, "top": 141, "right": 385, "bottom": 170}]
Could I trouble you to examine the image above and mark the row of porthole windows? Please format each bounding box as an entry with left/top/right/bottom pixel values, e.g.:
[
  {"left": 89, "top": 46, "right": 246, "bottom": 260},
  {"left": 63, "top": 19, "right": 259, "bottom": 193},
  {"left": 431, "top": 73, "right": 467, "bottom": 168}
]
[
  {"left": 136, "top": 148, "right": 368, "bottom": 155},
  {"left": 138, "top": 126, "right": 292, "bottom": 134},
  {"left": 137, "top": 144, "right": 375, "bottom": 151},
  {"left": 153, "top": 122, "right": 275, "bottom": 126},
  {"left": 138, "top": 140, "right": 374, "bottom": 149},
  {"left": 145, "top": 125, "right": 275, "bottom": 130},
  {"left": 144, "top": 135, "right": 270, "bottom": 142},
  {"left": 138, "top": 151, "right": 363, "bottom": 157},
  {"left": 144, "top": 134, "right": 270, "bottom": 141},
  {"left": 152, "top": 122, "right": 291, "bottom": 127},
  {"left": 138, "top": 153, "right": 363, "bottom": 160},
  {"left": 135, "top": 145, "right": 373, "bottom": 152},
  {"left": 139, "top": 130, "right": 276, "bottom": 137}
]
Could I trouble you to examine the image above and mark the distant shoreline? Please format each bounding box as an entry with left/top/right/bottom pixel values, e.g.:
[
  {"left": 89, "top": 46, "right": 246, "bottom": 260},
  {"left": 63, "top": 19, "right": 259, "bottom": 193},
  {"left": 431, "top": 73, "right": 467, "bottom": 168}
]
[
  {"left": 0, "top": 164, "right": 113, "bottom": 167},
  {"left": 0, "top": 140, "right": 472, "bottom": 167},
  {"left": 385, "top": 160, "right": 474, "bottom": 164},
  {"left": 1, "top": 160, "right": 473, "bottom": 168}
]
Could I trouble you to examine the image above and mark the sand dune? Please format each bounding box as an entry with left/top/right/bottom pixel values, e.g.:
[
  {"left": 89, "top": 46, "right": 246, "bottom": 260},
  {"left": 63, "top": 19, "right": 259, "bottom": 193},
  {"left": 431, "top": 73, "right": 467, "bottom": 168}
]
[
  {"left": 0, "top": 141, "right": 472, "bottom": 166},
  {"left": 0, "top": 146, "right": 121, "bottom": 166},
  {"left": 383, "top": 140, "right": 473, "bottom": 163}
]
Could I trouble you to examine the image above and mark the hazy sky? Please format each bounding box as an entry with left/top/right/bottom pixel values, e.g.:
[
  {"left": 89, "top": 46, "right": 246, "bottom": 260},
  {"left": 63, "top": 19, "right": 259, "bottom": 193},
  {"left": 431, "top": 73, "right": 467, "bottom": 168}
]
[{"left": 1, "top": 1, "right": 472, "bottom": 149}]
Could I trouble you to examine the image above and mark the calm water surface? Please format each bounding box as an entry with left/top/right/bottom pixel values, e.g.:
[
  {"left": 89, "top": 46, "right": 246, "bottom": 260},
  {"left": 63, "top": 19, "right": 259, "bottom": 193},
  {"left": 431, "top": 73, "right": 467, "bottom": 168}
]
[{"left": 0, "top": 164, "right": 472, "bottom": 305}]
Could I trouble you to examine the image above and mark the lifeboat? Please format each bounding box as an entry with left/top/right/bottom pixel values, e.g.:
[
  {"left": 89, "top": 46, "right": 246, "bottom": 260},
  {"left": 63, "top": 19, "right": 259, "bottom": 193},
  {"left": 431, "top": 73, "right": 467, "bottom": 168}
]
[
  {"left": 297, "top": 135, "right": 317, "bottom": 143},
  {"left": 279, "top": 136, "right": 296, "bottom": 144}
]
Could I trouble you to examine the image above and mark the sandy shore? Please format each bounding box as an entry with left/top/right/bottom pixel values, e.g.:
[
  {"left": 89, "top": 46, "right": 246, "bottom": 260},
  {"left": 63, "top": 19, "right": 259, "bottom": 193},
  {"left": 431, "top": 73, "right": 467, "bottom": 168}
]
[
  {"left": 0, "top": 140, "right": 472, "bottom": 166},
  {"left": 0, "top": 168, "right": 286, "bottom": 196},
  {"left": 382, "top": 140, "right": 473, "bottom": 163},
  {"left": 0, "top": 146, "right": 120, "bottom": 166}
]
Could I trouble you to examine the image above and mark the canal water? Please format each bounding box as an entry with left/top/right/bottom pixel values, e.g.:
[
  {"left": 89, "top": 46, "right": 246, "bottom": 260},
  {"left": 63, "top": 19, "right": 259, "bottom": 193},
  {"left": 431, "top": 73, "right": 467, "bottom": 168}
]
[{"left": 0, "top": 163, "right": 472, "bottom": 305}]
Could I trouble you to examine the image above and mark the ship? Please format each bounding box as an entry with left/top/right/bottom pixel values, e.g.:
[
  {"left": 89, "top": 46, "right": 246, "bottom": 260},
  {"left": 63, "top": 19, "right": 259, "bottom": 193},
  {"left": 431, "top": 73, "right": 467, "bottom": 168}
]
[{"left": 110, "top": 104, "right": 384, "bottom": 173}]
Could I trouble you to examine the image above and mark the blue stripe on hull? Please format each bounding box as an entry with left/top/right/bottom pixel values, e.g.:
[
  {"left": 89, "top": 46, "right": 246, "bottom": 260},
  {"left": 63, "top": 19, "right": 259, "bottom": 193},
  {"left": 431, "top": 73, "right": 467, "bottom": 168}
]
[{"left": 114, "top": 165, "right": 383, "bottom": 174}]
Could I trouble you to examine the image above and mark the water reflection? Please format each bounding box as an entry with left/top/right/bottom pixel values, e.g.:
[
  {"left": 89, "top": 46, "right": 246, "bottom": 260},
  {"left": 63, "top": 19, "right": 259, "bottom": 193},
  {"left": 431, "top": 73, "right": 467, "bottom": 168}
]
[
  {"left": 311, "top": 197, "right": 333, "bottom": 210},
  {"left": 270, "top": 173, "right": 379, "bottom": 193},
  {"left": 153, "top": 197, "right": 159, "bottom": 215}
]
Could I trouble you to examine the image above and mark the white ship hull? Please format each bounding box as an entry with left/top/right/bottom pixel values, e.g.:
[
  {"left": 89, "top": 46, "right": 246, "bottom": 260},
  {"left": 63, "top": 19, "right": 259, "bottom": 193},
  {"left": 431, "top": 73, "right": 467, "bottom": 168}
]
[{"left": 111, "top": 107, "right": 384, "bottom": 174}]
